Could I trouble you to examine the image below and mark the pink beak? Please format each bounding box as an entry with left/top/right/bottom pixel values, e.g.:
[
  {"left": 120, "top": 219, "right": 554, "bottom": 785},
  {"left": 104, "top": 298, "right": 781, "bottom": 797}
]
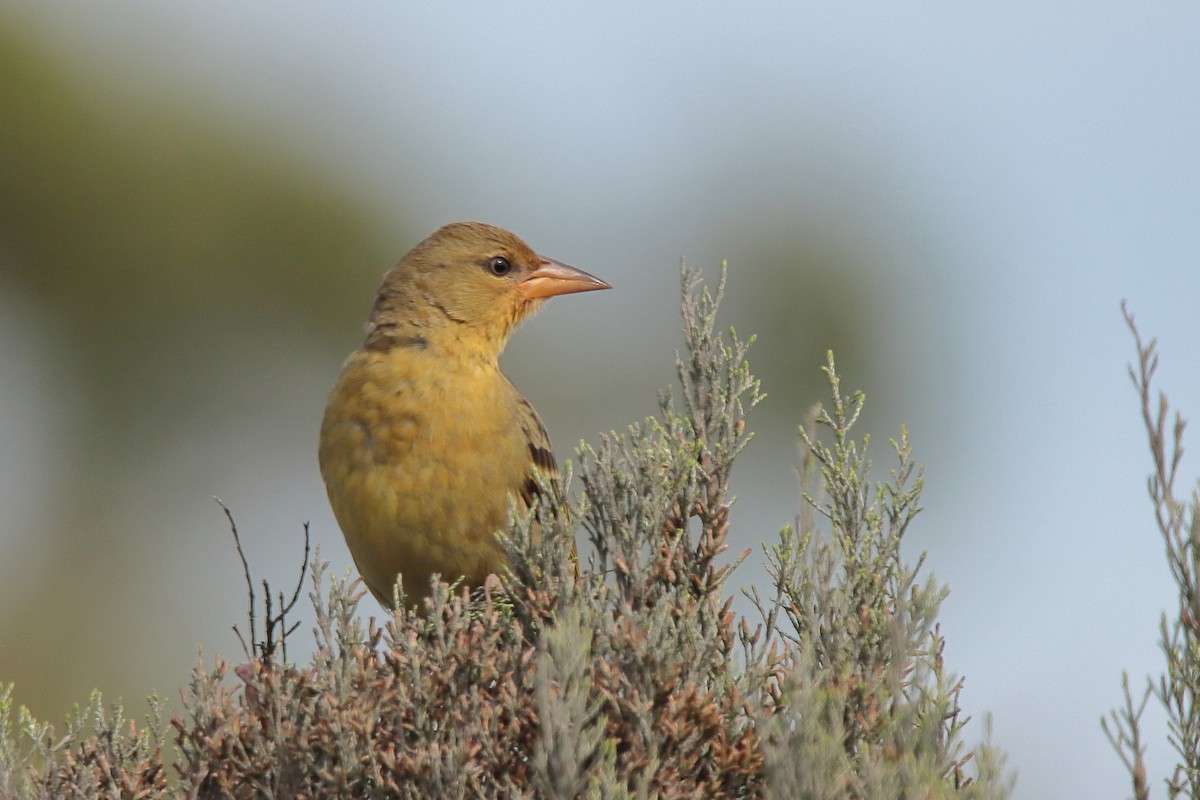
[{"left": 517, "top": 257, "right": 611, "bottom": 300}]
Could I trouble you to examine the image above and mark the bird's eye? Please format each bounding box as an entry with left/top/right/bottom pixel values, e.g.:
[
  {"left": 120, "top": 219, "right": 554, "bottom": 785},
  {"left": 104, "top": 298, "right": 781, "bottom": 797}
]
[{"left": 487, "top": 256, "right": 513, "bottom": 277}]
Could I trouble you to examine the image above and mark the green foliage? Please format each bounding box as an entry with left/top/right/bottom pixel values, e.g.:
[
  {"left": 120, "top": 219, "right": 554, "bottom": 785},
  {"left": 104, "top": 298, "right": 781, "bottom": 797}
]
[
  {"left": 0, "top": 268, "right": 1008, "bottom": 798},
  {"left": 742, "top": 358, "right": 1005, "bottom": 799},
  {"left": 1104, "top": 306, "right": 1200, "bottom": 800}
]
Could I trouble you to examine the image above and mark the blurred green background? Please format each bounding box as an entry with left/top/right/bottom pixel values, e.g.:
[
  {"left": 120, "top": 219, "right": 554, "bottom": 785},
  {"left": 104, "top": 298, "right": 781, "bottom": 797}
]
[{"left": 1, "top": 5, "right": 1197, "bottom": 797}]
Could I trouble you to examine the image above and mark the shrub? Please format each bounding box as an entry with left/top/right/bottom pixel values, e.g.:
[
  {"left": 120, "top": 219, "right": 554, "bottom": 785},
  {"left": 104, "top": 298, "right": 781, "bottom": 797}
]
[
  {"left": 0, "top": 267, "right": 1009, "bottom": 798},
  {"left": 1104, "top": 306, "right": 1200, "bottom": 800}
]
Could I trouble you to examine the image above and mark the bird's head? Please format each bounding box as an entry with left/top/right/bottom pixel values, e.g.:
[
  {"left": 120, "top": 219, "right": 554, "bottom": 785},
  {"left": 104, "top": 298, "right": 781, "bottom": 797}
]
[{"left": 365, "top": 221, "right": 610, "bottom": 356}]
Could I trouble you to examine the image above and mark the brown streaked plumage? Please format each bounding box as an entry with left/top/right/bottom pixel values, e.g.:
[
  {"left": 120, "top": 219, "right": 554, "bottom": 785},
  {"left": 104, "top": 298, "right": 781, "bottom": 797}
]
[{"left": 318, "top": 222, "right": 609, "bottom": 609}]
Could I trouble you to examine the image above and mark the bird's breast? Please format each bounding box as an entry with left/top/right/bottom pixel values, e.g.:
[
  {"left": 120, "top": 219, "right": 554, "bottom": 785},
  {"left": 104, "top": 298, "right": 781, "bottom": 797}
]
[
  {"left": 321, "top": 349, "right": 526, "bottom": 475},
  {"left": 318, "top": 348, "right": 531, "bottom": 601}
]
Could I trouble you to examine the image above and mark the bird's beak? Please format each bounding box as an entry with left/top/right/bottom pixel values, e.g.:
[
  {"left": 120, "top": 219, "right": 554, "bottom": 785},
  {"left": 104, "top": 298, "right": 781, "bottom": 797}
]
[{"left": 518, "top": 257, "right": 611, "bottom": 299}]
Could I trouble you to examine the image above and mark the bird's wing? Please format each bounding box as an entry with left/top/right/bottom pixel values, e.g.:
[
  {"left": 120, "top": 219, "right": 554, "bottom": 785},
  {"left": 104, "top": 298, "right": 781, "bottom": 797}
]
[{"left": 513, "top": 393, "right": 563, "bottom": 512}]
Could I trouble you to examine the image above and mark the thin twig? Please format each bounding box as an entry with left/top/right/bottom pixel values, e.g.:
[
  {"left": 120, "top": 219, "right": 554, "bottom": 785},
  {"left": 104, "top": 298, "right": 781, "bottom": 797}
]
[{"left": 215, "top": 496, "right": 255, "bottom": 661}]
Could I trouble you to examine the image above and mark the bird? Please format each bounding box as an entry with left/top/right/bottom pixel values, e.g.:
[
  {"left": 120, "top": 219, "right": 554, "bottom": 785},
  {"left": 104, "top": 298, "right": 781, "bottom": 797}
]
[{"left": 318, "top": 221, "right": 610, "bottom": 610}]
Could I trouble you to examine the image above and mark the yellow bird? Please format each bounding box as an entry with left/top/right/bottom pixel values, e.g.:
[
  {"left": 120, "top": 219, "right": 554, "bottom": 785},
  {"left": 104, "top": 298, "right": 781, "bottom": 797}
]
[{"left": 319, "top": 222, "right": 610, "bottom": 609}]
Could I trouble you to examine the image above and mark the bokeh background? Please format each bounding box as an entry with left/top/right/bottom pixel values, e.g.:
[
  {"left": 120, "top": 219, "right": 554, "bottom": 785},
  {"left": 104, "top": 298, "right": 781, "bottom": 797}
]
[{"left": 2, "top": 3, "right": 1197, "bottom": 796}]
